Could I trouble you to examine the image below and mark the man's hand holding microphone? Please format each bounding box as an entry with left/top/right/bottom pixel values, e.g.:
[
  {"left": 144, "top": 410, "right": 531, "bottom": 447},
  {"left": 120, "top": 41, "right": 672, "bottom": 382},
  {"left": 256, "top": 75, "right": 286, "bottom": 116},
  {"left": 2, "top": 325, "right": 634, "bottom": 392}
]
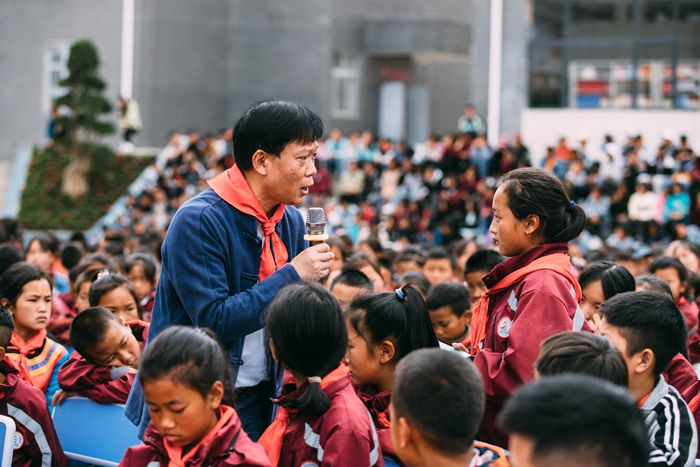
[{"left": 290, "top": 208, "right": 333, "bottom": 282}]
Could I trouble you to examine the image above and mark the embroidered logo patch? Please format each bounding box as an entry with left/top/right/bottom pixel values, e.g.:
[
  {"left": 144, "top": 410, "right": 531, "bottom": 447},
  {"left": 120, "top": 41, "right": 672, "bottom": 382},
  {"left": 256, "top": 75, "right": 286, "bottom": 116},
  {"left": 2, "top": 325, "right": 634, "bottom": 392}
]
[
  {"left": 497, "top": 317, "right": 512, "bottom": 338},
  {"left": 13, "top": 432, "right": 22, "bottom": 450}
]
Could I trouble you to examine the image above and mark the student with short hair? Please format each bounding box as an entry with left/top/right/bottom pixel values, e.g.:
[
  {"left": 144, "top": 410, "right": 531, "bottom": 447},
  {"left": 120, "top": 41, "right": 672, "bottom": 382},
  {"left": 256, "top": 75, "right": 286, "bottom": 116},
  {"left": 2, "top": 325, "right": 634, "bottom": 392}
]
[
  {"left": 390, "top": 348, "right": 509, "bottom": 467},
  {"left": 394, "top": 248, "right": 425, "bottom": 276},
  {"left": 535, "top": 331, "right": 628, "bottom": 387},
  {"left": 122, "top": 253, "right": 159, "bottom": 322},
  {"left": 259, "top": 283, "right": 382, "bottom": 466},
  {"left": 499, "top": 374, "right": 649, "bottom": 467},
  {"left": 53, "top": 307, "right": 148, "bottom": 405},
  {"left": 578, "top": 260, "right": 635, "bottom": 332},
  {"left": 120, "top": 326, "right": 270, "bottom": 466},
  {"left": 598, "top": 291, "right": 698, "bottom": 466},
  {"left": 463, "top": 250, "right": 505, "bottom": 307},
  {"left": 396, "top": 271, "right": 431, "bottom": 298},
  {"left": 426, "top": 282, "right": 472, "bottom": 348},
  {"left": 0, "top": 305, "right": 67, "bottom": 467},
  {"left": 330, "top": 269, "right": 374, "bottom": 310},
  {"left": 423, "top": 247, "right": 457, "bottom": 287}
]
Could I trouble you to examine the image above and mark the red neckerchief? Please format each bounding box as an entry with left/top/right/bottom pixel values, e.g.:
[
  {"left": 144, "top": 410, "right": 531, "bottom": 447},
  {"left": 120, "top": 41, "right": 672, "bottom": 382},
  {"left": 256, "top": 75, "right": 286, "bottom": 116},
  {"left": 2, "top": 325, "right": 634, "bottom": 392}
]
[
  {"left": 8, "top": 329, "right": 48, "bottom": 388},
  {"left": 208, "top": 164, "right": 288, "bottom": 281}
]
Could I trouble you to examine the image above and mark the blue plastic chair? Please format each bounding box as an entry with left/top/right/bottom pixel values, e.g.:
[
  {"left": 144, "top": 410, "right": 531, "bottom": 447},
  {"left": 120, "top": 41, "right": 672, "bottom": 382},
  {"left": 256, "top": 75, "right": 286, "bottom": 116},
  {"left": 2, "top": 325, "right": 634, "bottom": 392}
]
[
  {"left": 0, "top": 415, "right": 15, "bottom": 467},
  {"left": 51, "top": 397, "right": 141, "bottom": 466}
]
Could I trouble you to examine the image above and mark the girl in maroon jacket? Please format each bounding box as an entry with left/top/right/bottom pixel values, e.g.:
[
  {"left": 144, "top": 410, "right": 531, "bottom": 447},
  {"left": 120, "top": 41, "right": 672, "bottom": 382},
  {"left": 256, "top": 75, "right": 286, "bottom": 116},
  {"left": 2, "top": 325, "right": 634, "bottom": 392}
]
[
  {"left": 120, "top": 326, "right": 270, "bottom": 466},
  {"left": 469, "top": 167, "right": 588, "bottom": 446},
  {"left": 259, "top": 283, "right": 382, "bottom": 467},
  {"left": 345, "top": 284, "right": 439, "bottom": 464}
]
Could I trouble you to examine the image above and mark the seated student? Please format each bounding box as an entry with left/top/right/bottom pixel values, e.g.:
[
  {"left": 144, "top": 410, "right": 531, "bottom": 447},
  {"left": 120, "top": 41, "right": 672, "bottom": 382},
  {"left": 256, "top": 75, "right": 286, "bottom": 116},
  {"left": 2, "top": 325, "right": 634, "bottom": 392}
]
[
  {"left": 499, "top": 374, "right": 649, "bottom": 467},
  {"left": 535, "top": 331, "right": 628, "bottom": 387},
  {"left": 0, "top": 262, "right": 69, "bottom": 407},
  {"left": 423, "top": 247, "right": 457, "bottom": 287},
  {"left": 122, "top": 253, "right": 159, "bottom": 322},
  {"left": 330, "top": 269, "right": 374, "bottom": 310},
  {"left": 53, "top": 307, "right": 149, "bottom": 405},
  {"left": 120, "top": 326, "right": 270, "bottom": 466},
  {"left": 648, "top": 256, "right": 700, "bottom": 364},
  {"left": 396, "top": 271, "right": 431, "bottom": 298},
  {"left": 343, "top": 252, "right": 387, "bottom": 292},
  {"left": 345, "top": 285, "right": 440, "bottom": 463},
  {"left": 0, "top": 305, "right": 67, "bottom": 467},
  {"left": 463, "top": 250, "right": 506, "bottom": 307},
  {"left": 426, "top": 282, "right": 472, "bottom": 349},
  {"left": 598, "top": 291, "right": 698, "bottom": 466},
  {"left": 259, "top": 283, "right": 382, "bottom": 466},
  {"left": 390, "top": 348, "right": 509, "bottom": 467},
  {"left": 394, "top": 248, "right": 425, "bottom": 276},
  {"left": 89, "top": 272, "right": 142, "bottom": 321},
  {"left": 73, "top": 268, "right": 100, "bottom": 314},
  {"left": 578, "top": 260, "right": 635, "bottom": 333}
]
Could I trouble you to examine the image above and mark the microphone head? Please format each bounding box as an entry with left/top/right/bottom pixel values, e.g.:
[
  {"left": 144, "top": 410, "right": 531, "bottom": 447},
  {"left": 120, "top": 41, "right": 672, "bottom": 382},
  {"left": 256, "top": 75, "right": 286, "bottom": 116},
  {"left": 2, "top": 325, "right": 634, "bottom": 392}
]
[{"left": 306, "top": 207, "right": 326, "bottom": 236}]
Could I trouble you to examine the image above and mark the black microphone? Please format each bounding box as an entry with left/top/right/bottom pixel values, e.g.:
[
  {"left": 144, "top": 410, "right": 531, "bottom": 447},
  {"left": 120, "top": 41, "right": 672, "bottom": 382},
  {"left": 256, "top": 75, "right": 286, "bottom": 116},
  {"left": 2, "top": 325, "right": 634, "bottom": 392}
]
[{"left": 304, "top": 207, "right": 329, "bottom": 246}]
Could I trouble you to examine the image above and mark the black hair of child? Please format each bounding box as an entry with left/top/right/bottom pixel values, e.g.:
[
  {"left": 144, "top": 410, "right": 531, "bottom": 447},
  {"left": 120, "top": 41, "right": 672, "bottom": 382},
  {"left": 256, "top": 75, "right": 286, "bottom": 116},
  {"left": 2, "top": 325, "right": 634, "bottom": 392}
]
[
  {"left": 0, "top": 243, "right": 22, "bottom": 278},
  {"left": 88, "top": 273, "right": 142, "bottom": 318},
  {"left": 499, "top": 374, "right": 649, "bottom": 467},
  {"left": 347, "top": 284, "right": 439, "bottom": 366},
  {"left": 499, "top": 167, "right": 587, "bottom": 244},
  {"left": 648, "top": 256, "right": 690, "bottom": 299},
  {"left": 535, "top": 331, "right": 628, "bottom": 388},
  {"left": 464, "top": 250, "right": 506, "bottom": 277},
  {"left": 69, "top": 307, "right": 123, "bottom": 361},
  {"left": 635, "top": 274, "right": 673, "bottom": 298},
  {"left": 139, "top": 326, "right": 235, "bottom": 407},
  {"left": 578, "top": 260, "right": 636, "bottom": 299},
  {"left": 266, "top": 283, "right": 347, "bottom": 417},
  {"left": 232, "top": 100, "right": 324, "bottom": 171},
  {"left": 395, "top": 247, "right": 426, "bottom": 268},
  {"left": 598, "top": 291, "right": 687, "bottom": 376},
  {"left": 26, "top": 232, "right": 60, "bottom": 255},
  {"left": 0, "top": 305, "right": 14, "bottom": 349},
  {"left": 0, "top": 262, "right": 52, "bottom": 307},
  {"left": 425, "top": 282, "right": 471, "bottom": 317},
  {"left": 425, "top": 247, "right": 457, "bottom": 271},
  {"left": 330, "top": 269, "right": 374, "bottom": 292},
  {"left": 397, "top": 272, "right": 431, "bottom": 297},
  {"left": 342, "top": 252, "right": 383, "bottom": 277},
  {"left": 122, "top": 253, "right": 159, "bottom": 283},
  {"left": 60, "top": 242, "right": 84, "bottom": 272},
  {"left": 393, "top": 348, "right": 485, "bottom": 456}
]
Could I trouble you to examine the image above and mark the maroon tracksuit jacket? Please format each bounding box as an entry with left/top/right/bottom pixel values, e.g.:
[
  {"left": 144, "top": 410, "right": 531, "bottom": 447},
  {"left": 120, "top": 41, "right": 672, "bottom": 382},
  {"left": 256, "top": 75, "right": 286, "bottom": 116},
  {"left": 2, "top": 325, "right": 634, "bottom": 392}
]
[
  {"left": 474, "top": 243, "right": 590, "bottom": 446},
  {"left": 0, "top": 360, "right": 66, "bottom": 467}
]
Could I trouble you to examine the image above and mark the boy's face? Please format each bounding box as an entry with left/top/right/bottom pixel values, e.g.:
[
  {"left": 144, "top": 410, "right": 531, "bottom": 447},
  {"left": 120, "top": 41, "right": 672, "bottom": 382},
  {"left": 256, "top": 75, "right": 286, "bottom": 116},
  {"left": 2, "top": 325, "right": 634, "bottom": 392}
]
[
  {"left": 465, "top": 271, "right": 488, "bottom": 305},
  {"left": 429, "top": 306, "right": 470, "bottom": 344},
  {"left": 652, "top": 267, "right": 685, "bottom": 303},
  {"left": 423, "top": 259, "right": 455, "bottom": 286},
  {"left": 597, "top": 319, "right": 636, "bottom": 390},
  {"left": 85, "top": 319, "right": 142, "bottom": 369},
  {"left": 580, "top": 280, "right": 605, "bottom": 333}
]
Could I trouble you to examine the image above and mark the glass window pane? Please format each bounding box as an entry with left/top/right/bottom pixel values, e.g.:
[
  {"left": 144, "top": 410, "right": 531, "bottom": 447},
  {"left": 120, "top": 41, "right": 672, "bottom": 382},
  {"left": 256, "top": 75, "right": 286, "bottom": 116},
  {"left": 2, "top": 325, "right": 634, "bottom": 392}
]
[{"left": 530, "top": 46, "right": 563, "bottom": 107}]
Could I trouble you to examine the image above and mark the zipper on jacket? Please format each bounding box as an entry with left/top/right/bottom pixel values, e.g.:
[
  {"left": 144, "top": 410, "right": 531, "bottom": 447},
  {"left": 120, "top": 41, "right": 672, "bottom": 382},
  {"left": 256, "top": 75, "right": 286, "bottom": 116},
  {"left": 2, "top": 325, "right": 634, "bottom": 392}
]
[{"left": 491, "top": 312, "right": 500, "bottom": 349}]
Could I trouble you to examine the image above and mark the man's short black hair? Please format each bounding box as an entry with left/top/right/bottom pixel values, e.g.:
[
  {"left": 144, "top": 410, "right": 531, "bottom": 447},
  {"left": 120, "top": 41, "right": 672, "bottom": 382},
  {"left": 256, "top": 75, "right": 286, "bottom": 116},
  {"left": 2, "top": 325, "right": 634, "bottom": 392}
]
[
  {"left": 393, "top": 348, "right": 484, "bottom": 456},
  {"left": 425, "top": 247, "right": 456, "bottom": 270},
  {"left": 499, "top": 375, "right": 649, "bottom": 467},
  {"left": 464, "top": 250, "right": 505, "bottom": 276},
  {"left": 425, "top": 282, "right": 471, "bottom": 317},
  {"left": 60, "top": 242, "right": 84, "bottom": 272},
  {"left": 0, "top": 305, "right": 14, "bottom": 349},
  {"left": 70, "top": 307, "right": 123, "bottom": 362},
  {"left": 598, "top": 291, "right": 687, "bottom": 376},
  {"left": 535, "top": 331, "right": 628, "bottom": 387},
  {"left": 233, "top": 100, "right": 324, "bottom": 171},
  {"left": 330, "top": 269, "right": 374, "bottom": 292}
]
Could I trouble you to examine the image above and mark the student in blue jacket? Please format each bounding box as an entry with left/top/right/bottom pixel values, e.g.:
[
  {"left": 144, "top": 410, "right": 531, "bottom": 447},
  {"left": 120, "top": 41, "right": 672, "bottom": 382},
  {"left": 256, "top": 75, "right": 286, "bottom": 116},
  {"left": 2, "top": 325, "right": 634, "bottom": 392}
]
[{"left": 125, "top": 100, "right": 334, "bottom": 441}]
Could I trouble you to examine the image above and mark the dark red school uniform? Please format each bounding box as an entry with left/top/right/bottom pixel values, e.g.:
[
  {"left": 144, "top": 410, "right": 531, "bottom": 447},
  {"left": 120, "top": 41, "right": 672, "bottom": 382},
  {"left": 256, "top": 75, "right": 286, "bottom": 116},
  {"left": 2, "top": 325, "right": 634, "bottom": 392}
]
[
  {"left": 663, "top": 352, "right": 700, "bottom": 403},
  {"left": 47, "top": 295, "right": 75, "bottom": 347},
  {"left": 57, "top": 320, "right": 149, "bottom": 404},
  {"left": 679, "top": 298, "right": 700, "bottom": 364},
  {"left": 474, "top": 243, "right": 590, "bottom": 447},
  {"left": 120, "top": 405, "right": 270, "bottom": 466},
  {"left": 357, "top": 386, "right": 399, "bottom": 465},
  {"left": 0, "top": 360, "right": 67, "bottom": 467}
]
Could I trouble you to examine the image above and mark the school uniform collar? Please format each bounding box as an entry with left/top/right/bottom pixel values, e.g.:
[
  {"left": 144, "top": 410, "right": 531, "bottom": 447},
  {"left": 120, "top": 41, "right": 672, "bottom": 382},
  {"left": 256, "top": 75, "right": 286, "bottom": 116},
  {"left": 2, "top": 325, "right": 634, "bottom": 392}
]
[{"left": 483, "top": 243, "right": 569, "bottom": 288}]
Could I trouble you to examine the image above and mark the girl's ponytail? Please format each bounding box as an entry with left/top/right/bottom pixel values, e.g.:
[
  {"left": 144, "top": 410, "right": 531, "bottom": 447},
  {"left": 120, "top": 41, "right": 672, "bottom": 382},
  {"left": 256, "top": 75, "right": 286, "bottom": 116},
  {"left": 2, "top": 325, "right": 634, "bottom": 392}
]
[
  {"left": 550, "top": 203, "right": 586, "bottom": 243},
  {"left": 279, "top": 376, "right": 331, "bottom": 417}
]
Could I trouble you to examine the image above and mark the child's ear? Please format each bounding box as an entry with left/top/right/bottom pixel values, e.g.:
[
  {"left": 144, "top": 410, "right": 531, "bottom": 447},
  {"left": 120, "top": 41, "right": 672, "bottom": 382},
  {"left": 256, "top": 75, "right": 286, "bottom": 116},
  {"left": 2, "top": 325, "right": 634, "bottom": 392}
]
[
  {"left": 0, "top": 347, "right": 5, "bottom": 361},
  {"left": 634, "top": 348, "right": 655, "bottom": 375},
  {"left": 396, "top": 416, "right": 413, "bottom": 450},
  {"left": 208, "top": 381, "right": 224, "bottom": 409},
  {"left": 378, "top": 340, "right": 396, "bottom": 364},
  {"left": 524, "top": 214, "right": 541, "bottom": 236}
]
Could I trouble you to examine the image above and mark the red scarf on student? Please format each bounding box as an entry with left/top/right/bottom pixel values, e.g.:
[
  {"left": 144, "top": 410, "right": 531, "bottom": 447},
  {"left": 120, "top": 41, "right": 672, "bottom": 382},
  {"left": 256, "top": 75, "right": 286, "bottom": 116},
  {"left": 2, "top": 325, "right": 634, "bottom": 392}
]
[
  {"left": 469, "top": 253, "right": 580, "bottom": 357},
  {"left": 258, "top": 364, "right": 350, "bottom": 466},
  {"left": 208, "top": 165, "right": 288, "bottom": 281},
  {"left": 163, "top": 405, "right": 235, "bottom": 467}
]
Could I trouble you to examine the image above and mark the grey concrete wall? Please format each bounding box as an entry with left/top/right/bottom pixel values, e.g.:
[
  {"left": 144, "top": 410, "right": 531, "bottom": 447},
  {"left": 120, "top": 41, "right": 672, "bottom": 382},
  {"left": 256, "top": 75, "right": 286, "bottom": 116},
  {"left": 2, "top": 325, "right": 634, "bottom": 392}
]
[
  {"left": 133, "top": 0, "right": 233, "bottom": 146},
  {"left": 467, "top": 0, "right": 491, "bottom": 129},
  {"left": 0, "top": 0, "right": 122, "bottom": 158},
  {"left": 500, "top": 0, "right": 528, "bottom": 138}
]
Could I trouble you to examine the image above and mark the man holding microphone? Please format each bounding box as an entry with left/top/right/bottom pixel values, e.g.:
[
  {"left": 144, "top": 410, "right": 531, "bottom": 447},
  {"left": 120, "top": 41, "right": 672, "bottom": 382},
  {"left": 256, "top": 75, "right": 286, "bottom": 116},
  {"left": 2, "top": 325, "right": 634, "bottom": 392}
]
[{"left": 126, "top": 100, "right": 333, "bottom": 440}]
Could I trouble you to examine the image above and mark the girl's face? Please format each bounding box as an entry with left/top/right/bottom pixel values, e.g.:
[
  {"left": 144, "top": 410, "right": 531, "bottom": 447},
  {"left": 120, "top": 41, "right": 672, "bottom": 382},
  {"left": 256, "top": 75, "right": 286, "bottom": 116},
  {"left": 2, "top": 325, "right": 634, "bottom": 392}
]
[
  {"left": 676, "top": 246, "right": 700, "bottom": 275},
  {"left": 126, "top": 264, "right": 155, "bottom": 301},
  {"left": 6, "top": 279, "right": 52, "bottom": 341},
  {"left": 98, "top": 285, "right": 140, "bottom": 321},
  {"left": 75, "top": 281, "right": 91, "bottom": 313},
  {"left": 345, "top": 321, "right": 383, "bottom": 388},
  {"left": 143, "top": 378, "right": 222, "bottom": 450},
  {"left": 652, "top": 268, "right": 685, "bottom": 303},
  {"left": 580, "top": 280, "right": 605, "bottom": 333},
  {"left": 489, "top": 186, "right": 533, "bottom": 257},
  {"left": 25, "top": 240, "right": 53, "bottom": 270}
]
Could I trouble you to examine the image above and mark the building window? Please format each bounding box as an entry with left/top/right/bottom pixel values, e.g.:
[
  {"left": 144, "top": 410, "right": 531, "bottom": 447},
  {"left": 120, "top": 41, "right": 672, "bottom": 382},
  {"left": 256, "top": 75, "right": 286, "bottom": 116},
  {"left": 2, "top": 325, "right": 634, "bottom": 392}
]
[
  {"left": 331, "top": 52, "right": 361, "bottom": 119},
  {"left": 43, "top": 42, "right": 70, "bottom": 115}
]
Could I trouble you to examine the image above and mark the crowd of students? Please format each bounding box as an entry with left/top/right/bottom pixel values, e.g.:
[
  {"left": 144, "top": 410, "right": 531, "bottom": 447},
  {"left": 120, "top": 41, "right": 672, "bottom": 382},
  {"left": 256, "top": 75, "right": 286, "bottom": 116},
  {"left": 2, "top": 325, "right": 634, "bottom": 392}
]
[{"left": 0, "top": 119, "right": 697, "bottom": 465}]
